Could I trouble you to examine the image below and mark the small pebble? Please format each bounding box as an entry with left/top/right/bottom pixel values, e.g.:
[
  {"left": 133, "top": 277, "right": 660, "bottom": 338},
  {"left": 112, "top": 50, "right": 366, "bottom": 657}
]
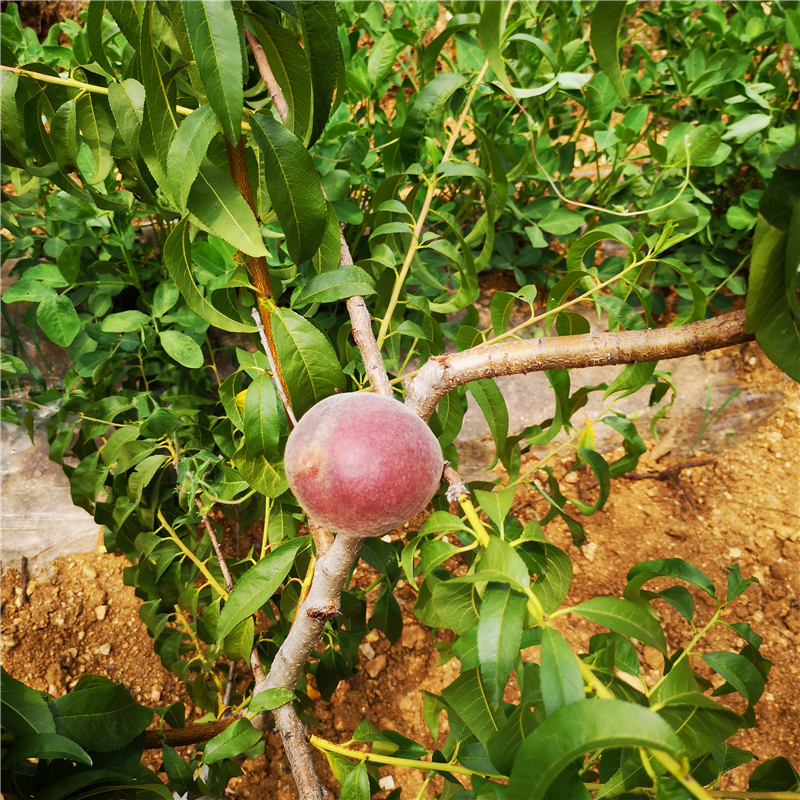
[
  {"left": 582, "top": 541, "right": 597, "bottom": 563},
  {"left": 365, "top": 654, "right": 387, "bottom": 678},
  {"left": 748, "top": 356, "right": 757, "bottom": 366},
  {"left": 83, "top": 567, "right": 97, "bottom": 579},
  {"left": 359, "top": 642, "right": 376, "bottom": 661},
  {"left": 379, "top": 777, "right": 396, "bottom": 791},
  {"left": 150, "top": 688, "right": 162, "bottom": 702},
  {"left": 96, "top": 643, "right": 111, "bottom": 656},
  {"left": 95, "top": 605, "right": 108, "bottom": 621},
  {"left": 728, "top": 547, "right": 742, "bottom": 559}
]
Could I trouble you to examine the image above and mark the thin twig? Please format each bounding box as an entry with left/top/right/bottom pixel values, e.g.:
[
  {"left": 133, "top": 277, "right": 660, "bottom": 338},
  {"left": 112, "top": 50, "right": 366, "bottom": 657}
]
[
  {"left": 621, "top": 459, "right": 716, "bottom": 481},
  {"left": 222, "top": 661, "right": 237, "bottom": 712},
  {"left": 234, "top": 504, "right": 241, "bottom": 561},
  {"left": 196, "top": 498, "right": 234, "bottom": 594},
  {"left": 245, "top": 28, "right": 289, "bottom": 124},
  {"left": 20, "top": 556, "right": 28, "bottom": 606},
  {"left": 251, "top": 307, "right": 298, "bottom": 427}
]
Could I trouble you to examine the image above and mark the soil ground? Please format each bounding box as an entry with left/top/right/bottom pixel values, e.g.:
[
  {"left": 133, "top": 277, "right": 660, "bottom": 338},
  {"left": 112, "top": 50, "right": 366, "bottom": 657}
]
[{"left": 1, "top": 341, "right": 798, "bottom": 799}]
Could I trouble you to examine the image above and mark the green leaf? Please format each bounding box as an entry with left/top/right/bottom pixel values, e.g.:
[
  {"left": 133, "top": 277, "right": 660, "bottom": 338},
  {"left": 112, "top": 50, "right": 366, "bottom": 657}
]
[
  {"left": 249, "top": 687, "right": 296, "bottom": 714},
  {"left": 216, "top": 538, "right": 306, "bottom": 641},
  {"left": 1, "top": 668, "right": 56, "bottom": 736},
  {"left": 749, "top": 758, "right": 800, "bottom": 793},
  {"left": 573, "top": 597, "right": 667, "bottom": 654},
  {"left": 703, "top": 652, "right": 765, "bottom": 706},
  {"left": 101, "top": 310, "right": 150, "bottom": 333},
  {"left": 108, "top": 79, "right": 145, "bottom": 159},
  {"left": 467, "top": 379, "right": 508, "bottom": 469},
  {"left": 48, "top": 682, "right": 153, "bottom": 752},
  {"left": 233, "top": 440, "right": 287, "bottom": 497},
  {"left": 429, "top": 580, "right": 481, "bottom": 634},
  {"left": 159, "top": 330, "right": 204, "bottom": 369},
  {"left": 223, "top": 616, "right": 254, "bottom": 662},
  {"left": 399, "top": 72, "right": 468, "bottom": 166},
  {"left": 589, "top": 2, "right": 628, "bottom": 104},
  {"left": 295, "top": 265, "right": 376, "bottom": 306},
  {"left": 162, "top": 744, "right": 193, "bottom": 794},
  {"left": 508, "top": 700, "right": 683, "bottom": 800},
  {"left": 525, "top": 542, "right": 573, "bottom": 615},
  {"left": 74, "top": 90, "right": 114, "bottom": 185},
  {"left": 746, "top": 207, "right": 800, "bottom": 381},
  {"left": 368, "top": 584, "right": 403, "bottom": 644},
  {"left": 296, "top": 1, "right": 341, "bottom": 147},
  {"left": 312, "top": 201, "right": 342, "bottom": 273},
  {"left": 141, "top": 4, "right": 179, "bottom": 174},
  {"left": 570, "top": 449, "right": 610, "bottom": 516},
  {"left": 272, "top": 307, "right": 345, "bottom": 418},
  {"left": 657, "top": 693, "right": 741, "bottom": 758},
  {"left": 202, "top": 718, "right": 261, "bottom": 764},
  {"left": 667, "top": 125, "right": 721, "bottom": 167},
  {"left": 540, "top": 628, "right": 584, "bottom": 717},
  {"left": 477, "top": 584, "right": 527, "bottom": 710},
  {"left": 181, "top": 0, "right": 243, "bottom": 144},
  {"left": 188, "top": 164, "right": 268, "bottom": 258},
  {"left": 167, "top": 104, "right": 221, "bottom": 210},
  {"left": 368, "top": 32, "right": 398, "bottom": 88},
  {"left": 243, "top": 371, "right": 281, "bottom": 457},
  {"left": 37, "top": 294, "right": 80, "bottom": 346},
  {"left": 340, "top": 761, "right": 370, "bottom": 800},
  {"left": 722, "top": 114, "right": 772, "bottom": 144},
  {"left": 474, "top": 485, "right": 516, "bottom": 531},
  {"left": 163, "top": 217, "right": 256, "bottom": 333},
  {"left": 474, "top": 536, "right": 531, "bottom": 593},
  {"left": 490, "top": 291, "right": 516, "bottom": 337},
  {"left": 625, "top": 558, "right": 717, "bottom": 601},
  {"left": 250, "top": 114, "right": 326, "bottom": 265},
  {"left": 725, "top": 564, "right": 758, "bottom": 604},
  {"left": 441, "top": 668, "right": 504, "bottom": 750},
  {"left": 5, "top": 732, "right": 93, "bottom": 766},
  {"left": 539, "top": 208, "right": 585, "bottom": 235}
]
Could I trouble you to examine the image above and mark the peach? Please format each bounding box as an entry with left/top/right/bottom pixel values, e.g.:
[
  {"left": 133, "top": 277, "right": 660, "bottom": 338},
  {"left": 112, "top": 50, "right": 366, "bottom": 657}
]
[{"left": 284, "top": 393, "right": 444, "bottom": 537}]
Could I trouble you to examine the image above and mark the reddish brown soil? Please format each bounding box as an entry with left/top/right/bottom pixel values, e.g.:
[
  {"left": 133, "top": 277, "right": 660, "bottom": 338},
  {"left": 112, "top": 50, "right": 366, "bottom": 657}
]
[{"left": 1, "top": 344, "right": 798, "bottom": 799}]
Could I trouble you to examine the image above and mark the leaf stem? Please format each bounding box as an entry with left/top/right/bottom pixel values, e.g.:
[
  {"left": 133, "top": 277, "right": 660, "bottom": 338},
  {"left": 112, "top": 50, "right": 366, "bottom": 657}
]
[
  {"left": 458, "top": 494, "right": 491, "bottom": 547},
  {"left": 157, "top": 509, "right": 228, "bottom": 599},
  {"left": 308, "top": 735, "right": 505, "bottom": 780},
  {"left": 375, "top": 59, "right": 490, "bottom": 351}
]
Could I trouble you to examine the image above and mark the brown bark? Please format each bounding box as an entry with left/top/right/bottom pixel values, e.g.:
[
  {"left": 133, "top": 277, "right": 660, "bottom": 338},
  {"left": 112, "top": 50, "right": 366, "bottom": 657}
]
[
  {"left": 143, "top": 716, "right": 239, "bottom": 749},
  {"left": 404, "top": 309, "right": 754, "bottom": 420}
]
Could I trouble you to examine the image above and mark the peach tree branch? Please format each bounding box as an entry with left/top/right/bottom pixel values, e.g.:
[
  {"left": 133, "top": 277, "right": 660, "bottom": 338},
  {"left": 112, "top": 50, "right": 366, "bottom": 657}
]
[{"left": 404, "top": 309, "right": 754, "bottom": 420}]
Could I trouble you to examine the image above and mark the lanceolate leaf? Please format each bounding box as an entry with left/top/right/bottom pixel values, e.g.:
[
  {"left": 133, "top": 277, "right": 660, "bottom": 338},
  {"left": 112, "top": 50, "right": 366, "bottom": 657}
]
[
  {"left": 141, "top": 3, "right": 179, "bottom": 167},
  {"left": 202, "top": 718, "right": 262, "bottom": 764},
  {"left": 243, "top": 371, "right": 281, "bottom": 457},
  {"left": 87, "top": 1, "right": 116, "bottom": 77},
  {"left": 48, "top": 682, "right": 153, "bottom": 752},
  {"left": 216, "top": 538, "right": 307, "bottom": 641},
  {"left": 589, "top": 2, "right": 628, "bottom": 104},
  {"left": 167, "top": 104, "right": 221, "bottom": 210},
  {"left": 234, "top": 440, "right": 287, "bottom": 497},
  {"left": 249, "top": 114, "right": 326, "bottom": 265},
  {"left": 440, "top": 668, "right": 504, "bottom": 750},
  {"left": 5, "top": 732, "right": 93, "bottom": 766},
  {"left": 75, "top": 90, "right": 114, "bottom": 185},
  {"left": 163, "top": 217, "right": 255, "bottom": 333},
  {"left": 1, "top": 668, "right": 56, "bottom": 736},
  {"left": 181, "top": 0, "right": 243, "bottom": 144},
  {"left": 296, "top": 1, "right": 340, "bottom": 146},
  {"left": 573, "top": 597, "right": 667, "bottom": 654},
  {"left": 467, "top": 379, "right": 508, "bottom": 469},
  {"left": 540, "top": 628, "right": 584, "bottom": 717},
  {"left": 477, "top": 584, "right": 527, "bottom": 710},
  {"left": 508, "top": 700, "right": 684, "bottom": 800},
  {"left": 108, "top": 79, "right": 145, "bottom": 159},
  {"left": 272, "top": 308, "right": 345, "bottom": 418},
  {"left": 187, "top": 164, "right": 268, "bottom": 257},
  {"left": 295, "top": 265, "right": 376, "bottom": 306},
  {"left": 399, "top": 73, "right": 467, "bottom": 166}
]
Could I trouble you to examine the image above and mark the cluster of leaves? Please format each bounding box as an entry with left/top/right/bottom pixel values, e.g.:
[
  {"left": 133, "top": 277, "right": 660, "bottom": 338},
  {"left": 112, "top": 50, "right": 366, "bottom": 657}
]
[{"left": 1, "top": 0, "right": 799, "bottom": 798}]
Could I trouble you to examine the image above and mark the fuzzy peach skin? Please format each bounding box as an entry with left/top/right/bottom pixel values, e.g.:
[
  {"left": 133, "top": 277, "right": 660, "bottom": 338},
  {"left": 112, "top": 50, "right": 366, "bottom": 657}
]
[{"left": 284, "top": 393, "right": 444, "bottom": 537}]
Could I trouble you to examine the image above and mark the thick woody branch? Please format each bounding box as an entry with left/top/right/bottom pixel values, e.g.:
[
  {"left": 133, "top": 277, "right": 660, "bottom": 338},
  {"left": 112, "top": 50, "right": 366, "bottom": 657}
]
[
  {"left": 254, "top": 533, "right": 363, "bottom": 700},
  {"left": 405, "top": 309, "right": 754, "bottom": 420},
  {"left": 143, "top": 715, "right": 240, "bottom": 749}
]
